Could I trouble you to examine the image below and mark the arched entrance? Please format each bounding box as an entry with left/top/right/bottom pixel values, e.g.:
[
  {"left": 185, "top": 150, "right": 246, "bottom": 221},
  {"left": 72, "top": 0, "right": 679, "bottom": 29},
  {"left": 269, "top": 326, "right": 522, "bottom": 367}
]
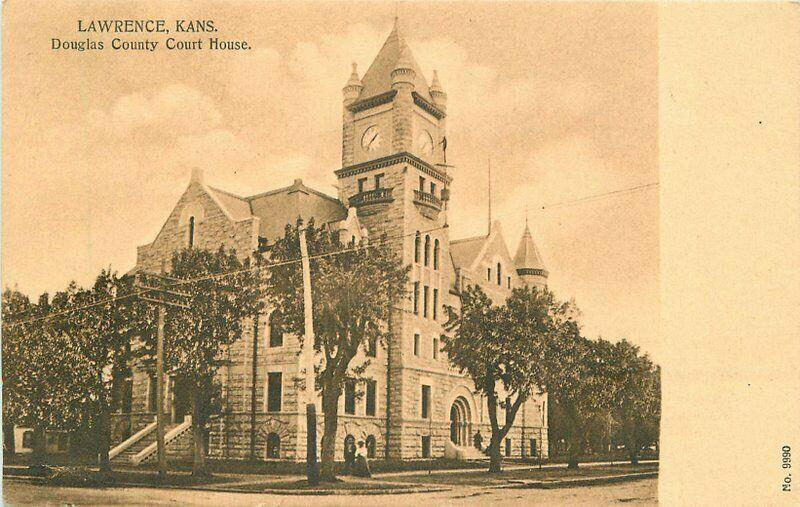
[{"left": 449, "top": 397, "right": 472, "bottom": 446}]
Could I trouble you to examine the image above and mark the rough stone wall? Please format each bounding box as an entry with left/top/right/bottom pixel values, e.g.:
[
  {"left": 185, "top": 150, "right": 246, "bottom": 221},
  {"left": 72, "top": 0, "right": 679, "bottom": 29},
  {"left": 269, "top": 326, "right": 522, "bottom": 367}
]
[
  {"left": 391, "top": 85, "right": 414, "bottom": 153},
  {"left": 342, "top": 105, "right": 356, "bottom": 168},
  {"left": 135, "top": 181, "right": 258, "bottom": 274}
]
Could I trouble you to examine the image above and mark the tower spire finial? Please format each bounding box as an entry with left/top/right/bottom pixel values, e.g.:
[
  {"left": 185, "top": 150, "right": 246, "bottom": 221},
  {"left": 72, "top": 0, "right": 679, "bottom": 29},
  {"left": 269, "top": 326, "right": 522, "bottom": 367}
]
[
  {"left": 525, "top": 203, "right": 529, "bottom": 228},
  {"left": 488, "top": 157, "right": 492, "bottom": 235}
]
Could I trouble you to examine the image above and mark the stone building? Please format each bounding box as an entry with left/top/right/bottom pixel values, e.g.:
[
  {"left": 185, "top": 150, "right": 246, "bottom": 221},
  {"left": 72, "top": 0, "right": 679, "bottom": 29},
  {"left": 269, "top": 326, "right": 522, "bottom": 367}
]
[{"left": 110, "top": 21, "right": 550, "bottom": 464}]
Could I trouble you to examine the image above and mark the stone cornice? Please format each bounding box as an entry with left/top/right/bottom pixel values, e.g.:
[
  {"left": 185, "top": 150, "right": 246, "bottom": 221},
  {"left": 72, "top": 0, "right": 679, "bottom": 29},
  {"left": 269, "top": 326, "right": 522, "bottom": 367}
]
[
  {"left": 335, "top": 152, "right": 453, "bottom": 184},
  {"left": 412, "top": 92, "right": 446, "bottom": 119},
  {"left": 347, "top": 90, "right": 397, "bottom": 113}
]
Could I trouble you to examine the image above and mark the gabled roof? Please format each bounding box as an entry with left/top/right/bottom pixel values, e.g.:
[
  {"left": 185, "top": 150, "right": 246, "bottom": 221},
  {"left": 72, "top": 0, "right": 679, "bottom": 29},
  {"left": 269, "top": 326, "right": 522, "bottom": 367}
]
[
  {"left": 246, "top": 179, "right": 347, "bottom": 242},
  {"left": 359, "top": 19, "right": 432, "bottom": 101},
  {"left": 207, "top": 187, "right": 252, "bottom": 221},
  {"left": 513, "top": 224, "right": 548, "bottom": 272},
  {"left": 450, "top": 234, "right": 489, "bottom": 270}
]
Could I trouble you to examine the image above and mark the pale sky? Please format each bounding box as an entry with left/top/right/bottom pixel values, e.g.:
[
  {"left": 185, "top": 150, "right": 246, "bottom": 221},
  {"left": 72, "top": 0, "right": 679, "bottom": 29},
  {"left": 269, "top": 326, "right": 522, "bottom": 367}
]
[{"left": 2, "top": 1, "right": 659, "bottom": 360}]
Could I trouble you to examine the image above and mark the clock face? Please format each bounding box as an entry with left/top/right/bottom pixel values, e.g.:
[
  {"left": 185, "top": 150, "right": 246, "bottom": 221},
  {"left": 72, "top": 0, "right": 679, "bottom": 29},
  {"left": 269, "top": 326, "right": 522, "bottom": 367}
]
[
  {"left": 361, "top": 125, "right": 383, "bottom": 152},
  {"left": 418, "top": 130, "right": 434, "bottom": 156}
]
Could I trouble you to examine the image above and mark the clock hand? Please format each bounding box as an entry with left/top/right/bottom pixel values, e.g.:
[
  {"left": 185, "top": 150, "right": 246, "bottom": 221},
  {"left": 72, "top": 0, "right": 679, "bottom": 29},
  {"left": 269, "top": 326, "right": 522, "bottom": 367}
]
[{"left": 368, "top": 132, "right": 379, "bottom": 147}]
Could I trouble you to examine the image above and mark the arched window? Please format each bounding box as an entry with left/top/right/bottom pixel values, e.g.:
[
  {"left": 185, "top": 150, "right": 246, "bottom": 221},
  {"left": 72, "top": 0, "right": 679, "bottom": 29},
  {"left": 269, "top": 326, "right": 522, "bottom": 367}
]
[
  {"left": 414, "top": 232, "right": 421, "bottom": 264},
  {"left": 365, "top": 435, "right": 376, "bottom": 459},
  {"left": 497, "top": 262, "right": 502, "bottom": 286},
  {"left": 424, "top": 235, "right": 431, "bottom": 266},
  {"left": 188, "top": 216, "right": 196, "bottom": 247},
  {"left": 433, "top": 239, "right": 440, "bottom": 270},
  {"left": 269, "top": 311, "right": 283, "bottom": 347},
  {"left": 267, "top": 432, "right": 280, "bottom": 458}
]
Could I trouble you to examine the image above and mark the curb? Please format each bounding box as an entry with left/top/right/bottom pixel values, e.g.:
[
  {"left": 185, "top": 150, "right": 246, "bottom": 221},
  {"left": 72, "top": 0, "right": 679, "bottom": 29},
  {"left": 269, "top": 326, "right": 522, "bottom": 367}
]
[
  {"left": 500, "top": 471, "right": 659, "bottom": 490},
  {"left": 2, "top": 475, "right": 448, "bottom": 496}
]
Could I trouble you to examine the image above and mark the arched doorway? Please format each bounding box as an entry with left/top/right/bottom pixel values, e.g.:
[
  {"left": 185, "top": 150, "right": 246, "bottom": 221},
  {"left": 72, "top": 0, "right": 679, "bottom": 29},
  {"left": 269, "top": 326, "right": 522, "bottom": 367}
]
[{"left": 449, "top": 397, "right": 472, "bottom": 446}]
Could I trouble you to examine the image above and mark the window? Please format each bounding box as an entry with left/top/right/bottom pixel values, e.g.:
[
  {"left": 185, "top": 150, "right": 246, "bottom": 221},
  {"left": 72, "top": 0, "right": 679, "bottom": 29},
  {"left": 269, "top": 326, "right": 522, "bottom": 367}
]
[
  {"left": 433, "top": 337, "right": 439, "bottom": 360},
  {"left": 497, "top": 262, "right": 502, "bottom": 285},
  {"left": 22, "top": 431, "right": 33, "bottom": 449},
  {"left": 413, "top": 282, "right": 420, "bottom": 314},
  {"left": 419, "top": 176, "right": 425, "bottom": 192},
  {"left": 424, "top": 235, "right": 431, "bottom": 266},
  {"left": 414, "top": 333, "right": 420, "bottom": 356},
  {"left": 188, "top": 216, "right": 195, "bottom": 247},
  {"left": 366, "top": 336, "right": 377, "bottom": 357},
  {"left": 374, "top": 173, "right": 384, "bottom": 189},
  {"left": 366, "top": 379, "right": 377, "bottom": 416},
  {"left": 421, "top": 385, "right": 431, "bottom": 419},
  {"left": 267, "top": 372, "right": 282, "bottom": 412},
  {"left": 507, "top": 276, "right": 511, "bottom": 289},
  {"left": 433, "top": 289, "right": 438, "bottom": 320},
  {"left": 422, "top": 436, "right": 431, "bottom": 458},
  {"left": 505, "top": 438, "right": 512, "bottom": 457},
  {"left": 414, "top": 232, "right": 421, "bottom": 263},
  {"left": 433, "top": 240, "right": 440, "bottom": 270},
  {"left": 487, "top": 267, "right": 492, "bottom": 281},
  {"left": 148, "top": 374, "right": 158, "bottom": 413},
  {"left": 430, "top": 182, "right": 436, "bottom": 195},
  {"left": 344, "top": 380, "right": 356, "bottom": 415},
  {"left": 57, "top": 434, "right": 68, "bottom": 452},
  {"left": 267, "top": 433, "right": 280, "bottom": 458},
  {"left": 269, "top": 311, "right": 283, "bottom": 347},
  {"left": 530, "top": 438, "right": 538, "bottom": 457},
  {"left": 366, "top": 435, "right": 376, "bottom": 458},
  {"left": 423, "top": 286, "right": 429, "bottom": 318},
  {"left": 506, "top": 396, "right": 512, "bottom": 421},
  {"left": 357, "top": 177, "right": 367, "bottom": 193}
]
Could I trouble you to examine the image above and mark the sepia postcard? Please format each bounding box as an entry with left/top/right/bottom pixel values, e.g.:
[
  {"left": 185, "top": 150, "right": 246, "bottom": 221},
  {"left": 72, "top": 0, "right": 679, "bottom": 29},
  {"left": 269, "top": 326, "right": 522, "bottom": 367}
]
[{"left": 1, "top": 1, "right": 797, "bottom": 505}]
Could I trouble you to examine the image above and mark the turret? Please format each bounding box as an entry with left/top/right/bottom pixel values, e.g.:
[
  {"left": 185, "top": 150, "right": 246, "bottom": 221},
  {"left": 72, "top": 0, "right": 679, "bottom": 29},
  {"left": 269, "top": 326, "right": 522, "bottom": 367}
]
[
  {"left": 391, "top": 40, "right": 416, "bottom": 88},
  {"left": 429, "top": 70, "right": 447, "bottom": 111},
  {"left": 342, "top": 62, "right": 363, "bottom": 105},
  {"left": 513, "top": 223, "right": 549, "bottom": 289}
]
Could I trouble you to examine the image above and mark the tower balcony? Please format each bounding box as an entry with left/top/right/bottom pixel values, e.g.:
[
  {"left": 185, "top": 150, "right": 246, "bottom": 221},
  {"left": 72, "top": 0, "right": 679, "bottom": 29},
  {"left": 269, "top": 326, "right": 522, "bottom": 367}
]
[
  {"left": 413, "top": 189, "right": 443, "bottom": 212},
  {"left": 348, "top": 187, "right": 394, "bottom": 207}
]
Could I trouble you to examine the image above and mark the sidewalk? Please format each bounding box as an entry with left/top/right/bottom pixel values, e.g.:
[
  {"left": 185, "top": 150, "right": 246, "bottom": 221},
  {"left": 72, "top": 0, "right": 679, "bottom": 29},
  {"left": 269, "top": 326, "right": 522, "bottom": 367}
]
[{"left": 374, "top": 459, "right": 659, "bottom": 478}]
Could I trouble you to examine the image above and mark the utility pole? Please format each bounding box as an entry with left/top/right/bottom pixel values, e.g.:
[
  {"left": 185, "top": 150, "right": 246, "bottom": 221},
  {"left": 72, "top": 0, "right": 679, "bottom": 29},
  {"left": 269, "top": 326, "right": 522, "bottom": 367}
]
[
  {"left": 298, "top": 227, "right": 319, "bottom": 486},
  {"left": 155, "top": 306, "right": 167, "bottom": 481},
  {"left": 136, "top": 272, "right": 189, "bottom": 483}
]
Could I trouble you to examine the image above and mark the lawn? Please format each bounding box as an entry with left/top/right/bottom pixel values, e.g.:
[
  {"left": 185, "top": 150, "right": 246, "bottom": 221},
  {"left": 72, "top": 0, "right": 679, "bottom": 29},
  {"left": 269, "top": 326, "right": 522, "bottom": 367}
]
[{"left": 225, "top": 478, "right": 425, "bottom": 493}]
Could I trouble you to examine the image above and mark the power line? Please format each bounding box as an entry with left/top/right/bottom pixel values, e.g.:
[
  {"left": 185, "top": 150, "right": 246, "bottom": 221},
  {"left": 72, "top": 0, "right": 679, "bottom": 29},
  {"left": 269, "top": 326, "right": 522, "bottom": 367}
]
[
  {"left": 5, "top": 182, "right": 658, "bottom": 328},
  {"left": 539, "top": 182, "right": 658, "bottom": 210},
  {"left": 4, "top": 224, "right": 449, "bottom": 329}
]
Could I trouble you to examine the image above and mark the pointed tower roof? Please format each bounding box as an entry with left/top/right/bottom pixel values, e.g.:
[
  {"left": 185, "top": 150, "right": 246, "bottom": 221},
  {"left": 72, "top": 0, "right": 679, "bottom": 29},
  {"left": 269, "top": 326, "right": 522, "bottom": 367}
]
[
  {"left": 514, "top": 224, "right": 548, "bottom": 274},
  {"left": 430, "top": 70, "right": 444, "bottom": 94},
  {"left": 359, "top": 18, "right": 431, "bottom": 101}
]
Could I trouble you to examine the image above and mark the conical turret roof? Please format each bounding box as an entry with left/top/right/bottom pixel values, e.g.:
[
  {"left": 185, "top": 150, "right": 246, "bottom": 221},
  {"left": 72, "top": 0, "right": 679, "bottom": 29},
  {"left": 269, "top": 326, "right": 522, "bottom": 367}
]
[
  {"left": 359, "top": 19, "right": 431, "bottom": 101},
  {"left": 514, "top": 224, "right": 548, "bottom": 274}
]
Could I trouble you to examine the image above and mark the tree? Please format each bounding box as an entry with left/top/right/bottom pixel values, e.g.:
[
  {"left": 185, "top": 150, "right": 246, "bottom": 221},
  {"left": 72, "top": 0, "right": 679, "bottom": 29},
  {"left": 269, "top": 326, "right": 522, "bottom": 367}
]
[
  {"left": 607, "top": 340, "right": 660, "bottom": 464},
  {"left": 443, "top": 285, "right": 568, "bottom": 472},
  {"left": 157, "top": 246, "right": 264, "bottom": 477},
  {"left": 2, "top": 288, "right": 32, "bottom": 462},
  {"left": 2, "top": 289, "right": 87, "bottom": 468},
  {"left": 542, "top": 335, "right": 618, "bottom": 469},
  {"left": 57, "top": 270, "right": 148, "bottom": 473},
  {"left": 266, "top": 220, "right": 408, "bottom": 482}
]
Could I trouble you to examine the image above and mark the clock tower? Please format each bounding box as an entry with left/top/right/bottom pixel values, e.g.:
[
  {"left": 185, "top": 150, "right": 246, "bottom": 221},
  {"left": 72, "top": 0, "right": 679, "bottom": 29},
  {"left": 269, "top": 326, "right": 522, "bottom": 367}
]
[{"left": 334, "top": 19, "right": 454, "bottom": 458}]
